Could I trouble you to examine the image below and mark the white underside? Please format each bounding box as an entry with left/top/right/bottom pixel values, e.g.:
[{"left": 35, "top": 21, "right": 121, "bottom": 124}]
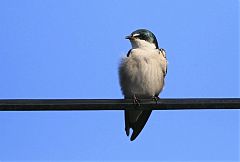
[{"left": 119, "top": 48, "right": 167, "bottom": 98}]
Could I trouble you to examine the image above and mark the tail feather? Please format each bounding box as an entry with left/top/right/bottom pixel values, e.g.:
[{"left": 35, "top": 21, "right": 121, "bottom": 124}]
[
  {"left": 124, "top": 110, "right": 130, "bottom": 136},
  {"left": 125, "top": 110, "right": 152, "bottom": 141}
]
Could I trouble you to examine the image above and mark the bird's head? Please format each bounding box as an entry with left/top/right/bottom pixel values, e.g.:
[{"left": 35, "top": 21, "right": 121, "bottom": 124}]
[{"left": 125, "top": 29, "right": 159, "bottom": 49}]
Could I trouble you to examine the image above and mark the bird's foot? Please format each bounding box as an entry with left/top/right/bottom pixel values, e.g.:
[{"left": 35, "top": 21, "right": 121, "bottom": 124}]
[
  {"left": 152, "top": 96, "right": 160, "bottom": 104},
  {"left": 133, "top": 95, "right": 140, "bottom": 107}
]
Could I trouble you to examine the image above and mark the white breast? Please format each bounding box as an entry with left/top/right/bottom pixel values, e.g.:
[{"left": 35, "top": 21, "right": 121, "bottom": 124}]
[{"left": 119, "top": 48, "right": 167, "bottom": 98}]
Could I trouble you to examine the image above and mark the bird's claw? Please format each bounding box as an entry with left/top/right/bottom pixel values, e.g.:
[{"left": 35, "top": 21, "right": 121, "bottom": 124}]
[
  {"left": 152, "top": 96, "right": 160, "bottom": 104},
  {"left": 133, "top": 95, "right": 140, "bottom": 107}
]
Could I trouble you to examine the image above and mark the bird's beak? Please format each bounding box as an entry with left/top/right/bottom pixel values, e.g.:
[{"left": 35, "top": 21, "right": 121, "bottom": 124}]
[{"left": 125, "top": 35, "right": 133, "bottom": 40}]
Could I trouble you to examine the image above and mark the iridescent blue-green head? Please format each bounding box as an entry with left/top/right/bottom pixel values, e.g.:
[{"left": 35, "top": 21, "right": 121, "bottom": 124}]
[{"left": 125, "top": 29, "right": 159, "bottom": 49}]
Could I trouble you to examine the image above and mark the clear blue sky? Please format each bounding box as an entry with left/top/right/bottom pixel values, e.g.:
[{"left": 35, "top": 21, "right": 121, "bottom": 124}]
[{"left": 0, "top": 0, "right": 239, "bottom": 161}]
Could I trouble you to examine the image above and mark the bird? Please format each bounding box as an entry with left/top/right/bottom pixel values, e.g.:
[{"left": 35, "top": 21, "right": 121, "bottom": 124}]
[{"left": 118, "top": 29, "right": 168, "bottom": 141}]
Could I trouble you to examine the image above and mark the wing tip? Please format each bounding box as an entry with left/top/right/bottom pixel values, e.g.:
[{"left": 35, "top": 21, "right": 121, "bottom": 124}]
[
  {"left": 129, "top": 110, "right": 152, "bottom": 141},
  {"left": 130, "top": 131, "right": 139, "bottom": 141}
]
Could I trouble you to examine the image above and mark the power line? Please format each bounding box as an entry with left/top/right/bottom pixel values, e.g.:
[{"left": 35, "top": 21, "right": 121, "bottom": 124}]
[{"left": 0, "top": 98, "right": 239, "bottom": 111}]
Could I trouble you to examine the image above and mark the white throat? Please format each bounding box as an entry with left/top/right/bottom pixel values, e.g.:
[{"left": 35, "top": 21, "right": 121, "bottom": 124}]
[{"left": 130, "top": 39, "right": 156, "bottom": 49}]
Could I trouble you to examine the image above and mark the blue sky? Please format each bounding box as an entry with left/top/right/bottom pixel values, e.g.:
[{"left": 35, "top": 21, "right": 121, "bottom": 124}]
[{"left": 0, "top": 0, "right": 239, "bottom": 161}]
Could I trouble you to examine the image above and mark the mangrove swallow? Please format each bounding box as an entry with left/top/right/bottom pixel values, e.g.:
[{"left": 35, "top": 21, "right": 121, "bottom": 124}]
[{"left": 119, "top": 29, "right": 168, "bottom": 141}]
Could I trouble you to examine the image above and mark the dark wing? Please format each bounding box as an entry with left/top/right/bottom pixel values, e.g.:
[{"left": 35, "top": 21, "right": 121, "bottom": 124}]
[
  {"left": 125, "top": 109, "right": 152, "bottom": 141},
  {"left": 130, "top": 110, "right": 152, "bottom": 141},
  {"left": 159, "top": 48, "right": 168, "bottom": 77}
]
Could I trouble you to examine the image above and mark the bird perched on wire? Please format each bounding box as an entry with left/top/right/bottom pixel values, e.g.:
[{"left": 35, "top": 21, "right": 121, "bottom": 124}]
[{"left": 118, "top": 29, "right": 168, "bottom": 141}]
